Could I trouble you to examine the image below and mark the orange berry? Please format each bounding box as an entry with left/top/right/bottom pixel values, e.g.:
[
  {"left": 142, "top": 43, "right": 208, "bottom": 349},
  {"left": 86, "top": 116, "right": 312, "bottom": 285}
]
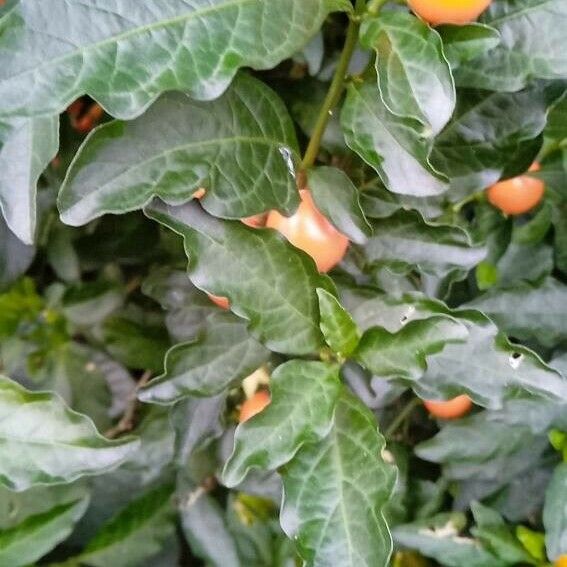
[
  {"left": 208, "top": 294, "right": 230, "bottom": 310},
  {"left": 239, "top": 390, "right": 271, "bottom": 423},
  {"left": 424, "top": 395, "right": 472, "bottom": 420},
  {"left": 408, "top": 0, "right": 492, "bottom": 25},
  {"left": 555, "top": 556, "right": 567, "bottom": 567},
  {"left": 487, "top": 162, "right": 544, "bottom": 215},
  {"left": 266, "top": 190, "right": 348, "bottom": 273},
  {"left": 242, "top": 213, "right": 267, "bottom": 228}
]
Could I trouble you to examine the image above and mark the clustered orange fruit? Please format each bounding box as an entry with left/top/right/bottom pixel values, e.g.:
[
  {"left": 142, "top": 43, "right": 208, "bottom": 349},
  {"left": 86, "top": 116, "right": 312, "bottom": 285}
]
[
  {"left": 487, "top": 162, "right": 545, "bottom": 216},
  {"left": 67, "top": 99, "right": 105, "bottom": 133},
  {"left": 239, "top": 390, "right": 271, "bottom": 423},
  {"left": 423, "top": 395, "right": 472, "bottom": 420},
  {"left": 408, "top": 0, "right": 492, "bottom": 25},
  {"left": 195, "top": 188, "right": 349, "bottom": 310},
  {"left": 555, "top": 556, "right": 567, "bottom": 567}
]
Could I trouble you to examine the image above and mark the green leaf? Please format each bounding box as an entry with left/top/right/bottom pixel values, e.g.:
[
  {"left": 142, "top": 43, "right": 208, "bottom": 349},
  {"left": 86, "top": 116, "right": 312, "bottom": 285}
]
[
  {"left": 0, "top": 115, "right": 58, "bottom": 243},
  {"left": 470, "top": 502, "right": 535, "bottom": 565},
  {"left": 455, "top": 0, "right": 567, "bottom": 91},
  {"left": 437, "top": 23, "right": 500, "bottom": 69},
  {"left": 364, "top": 211, "right": 486, "bottom": 280},
  {"left": 79, "top": 483, "right": 176, "bottom": 567},
  {"left": 316, "top": 288, "right": 360, "bottom": 357},
  {"left": 495, "top": 241, "right": 553, "bottom": 288},
  {"left": 179, "top": 491, "right": 240, "bottom": 567},
  {"left": 223, "top": 360, "right": 341, "bottom": 487},
  {"left": 102, "top": 314, "right": 170, "bottom": 373},
  {"left": 62, "top": 281, "right": 124, "bottom": 327},
  {"left": 392, "top": 513, "right": 506, "bottom": 567},
  {"left": 59, "top": 74, "right": 300, "bottom": 226},
  {"left": 0, "top": 497, "right": 90, "bottom": 567},
  {"left": 139, "top": 311, "right": 269, "bottom": 403},
  {"left": 0, "top": 376, "right": 139, "bottom": 491},
  {"left": 145, "top": 200, "right": 336, "bottom": 355},
  {"left": 280, "top": 389, "right": 395, "bottom": 566},
  {"left": 544, "top": 463, "right": 567, "bottom": 561},
  {"left": 354, "top": 316, "right": 468, "bottom": 382},
  {"left": 341, "top": 287, "right": 567, "bottom": 407},
  {"left": 0, "top": 214, "right": 35, "bottom": 289},
  {"left": 308, "top": 166, "right": 371, "bottom": 244},
  {"left": 431, "top": 85, "right": 553, "bottom": 198},
  {"left": 170, "top": 395, "right": 226, "bottom": 468},
  {"left": 341, "top": 81, "right": 448, "bottom": 197},
  {"left": 0, "top": 0, "right": 348, "bottom": 117},
  {"left": 465, "top": 277, "right": 567, "bottom": 348},
  {"left": 361, "top": 12, "right": 455, "bottom": 135}
]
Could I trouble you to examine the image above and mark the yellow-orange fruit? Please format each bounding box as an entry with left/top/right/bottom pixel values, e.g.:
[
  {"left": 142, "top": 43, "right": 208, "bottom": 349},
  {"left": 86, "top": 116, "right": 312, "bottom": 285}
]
[
  {"left": 239, "top": 390, "right": 271, "bottom": 423},
  {"left": 487, "top": 162, "right": 545, "bottom": 215},
  {"left": 408, "top": 0, "right": 492, "bottom": 25},
  {"left": 555, "top": 556, "right": 567, "bottom": 567},
  {"left": 266, "top": 190, "right": 348, "bottom": 273},
  {"left": 208, "top": 294, "right": 230, "bottom": 310},
  {"left": 424, "top": 395, "right": 472, "bottom": 420}
]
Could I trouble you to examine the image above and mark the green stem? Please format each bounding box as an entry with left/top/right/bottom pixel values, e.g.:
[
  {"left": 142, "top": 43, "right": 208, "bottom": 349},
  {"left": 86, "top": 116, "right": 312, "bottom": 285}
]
[
  {"left": 452, "top": 191, "right": 482, "bottom": 214},
  {"left": 367, "top": 0, "right": 389, "bottom": 16},
  {"left": 385, "top": 398, "right": 421, "bottom": 438},
  {"left": 301, "top": 0, "right": 367, "bottom": 170}
]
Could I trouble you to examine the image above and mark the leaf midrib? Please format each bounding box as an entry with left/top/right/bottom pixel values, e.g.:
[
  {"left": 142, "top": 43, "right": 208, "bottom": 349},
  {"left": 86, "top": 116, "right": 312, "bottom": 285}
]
[{"left": 3, "top": 0, "right": 258, "bottom": 85}]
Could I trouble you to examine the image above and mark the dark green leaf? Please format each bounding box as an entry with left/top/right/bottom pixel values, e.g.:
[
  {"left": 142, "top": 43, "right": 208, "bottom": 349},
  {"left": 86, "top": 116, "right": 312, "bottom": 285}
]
[
  {"left": 0, "top": 376, "right": 138, "bottom": 491},
  {"left": 0, "top": 0, "right": 349, "bottom": 117},
  {"left": 316, "top": 288, "right": 360, "bottom": 357},
  {"left": 465, "top": 277, "right": 567, "bottom": 348},
  {"left": 431, "top": 85, "right": 553, "bottom": 198},
  {"left": 59, "top": 74, "right": 300, "bottom": 226},
  {"left": 342, "top": 81, "right": 448, "bottom": 197},
  {"left": 179, "top": 491, "right": 240, "bottom": 567},
  {"left": 0, "top": 497, "right": 90, "bottom": 567},
  {"left": 139, "top": 311, "right": 269, "bottom": 403},
  {"left": 170, "top": 395, "right": 226, "bottom": 468},
  {"left": 364, "top": 211, "right": 486, "bottom": 280},
  {"left": 437, "top": 23, "right": 500, "bottom": 69},
  {"left": 145, "top": 200, "right": 336, "bottom": 355},
  {"left": 102, "top": 315, "right": 170, "bottom": 373},
  {"left": 361, "top": 12, "right": 455, "bottom": 134},
  {"left": 280, "top": 389, "right": 395, "bottom": 567},
  {"left": 354, "top": 316, "right": 467, "bottom": 382},
  {"left": 308, "top": 166, "right": 371, "bottom": 244},
  {"left": 456, "top": 0, "right": 567, "bottom": 91},
  {"left": 544, "top": 463, "right": 567, "bottom": 561},
  {"left": 80, "top": 483, "right": 176, "bottom": 567},
  {"left": 62, "top": 281, "right": 124, "bottom": 327},
  {"left": 223, "top": 360, "right": 341, "bottom": 487}
]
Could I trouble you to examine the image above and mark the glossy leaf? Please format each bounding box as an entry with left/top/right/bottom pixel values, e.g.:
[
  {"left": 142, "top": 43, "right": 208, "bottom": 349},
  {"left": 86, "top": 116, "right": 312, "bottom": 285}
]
[
  {"left": 280, "top": 389, "right": 396, "bottom": 567},
  {"left": 79, "top": 483, "right": 176, "bottom": 567},
  {"left": 59, "top": 74, "right": 300, "bottom": 226},
  {"left": 317, "top": 288, "right": 360, "bottom": 357},
  {"left": 437, "top": 23, "right": 500, "bottom": 69},
  {"left": 354, "top": 316, "right": 468, "bottom": 382},
  {"left": 0, "top": 115, "right": 58, "bottom": 243},
  {"left": 145, "top": 200, "right": 336, "bottom": 355},
  {"left": 465, "top": 277, "right": 567, "bottom": 348},
  {"left": 364, "top": 211, "right": 486, "bottom": 280},
  {"left": 308, "top": 166, "right": 371, "bottom": 244},
  {"left": 544, "top": 463, "right": 567, "bottom": 561},
  {"left": 456, "top": 0, "right": 567, "bottom": 91},
  {"left": 0, "top": 0, "right": 349, "bottom": 117},
  {"left": 342, "top": 81, "right": 448, "bottom": 197},
  {"left": 0, "top": 497, "right": 90, "bottom": 567},
  {"left": 223, "top": 360, "right": 341, "bottom": 487},
  {"left": 0, "top": 376, "right": 139, "bottom": 491},
  {"left": 361, "top": 12, "right": 455, "bottom": 134},
  {"left": 431, "top": 85, "right": 554, "bottom": 198},
  {"left": 140, "top": 311, "right": 269, "bottom": 403}
]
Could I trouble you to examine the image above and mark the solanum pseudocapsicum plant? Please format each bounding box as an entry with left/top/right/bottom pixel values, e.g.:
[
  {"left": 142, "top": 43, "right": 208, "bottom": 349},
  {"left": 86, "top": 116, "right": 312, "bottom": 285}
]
[{"left": 2, "top": 0, "right": 567, "bottom": 565}]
